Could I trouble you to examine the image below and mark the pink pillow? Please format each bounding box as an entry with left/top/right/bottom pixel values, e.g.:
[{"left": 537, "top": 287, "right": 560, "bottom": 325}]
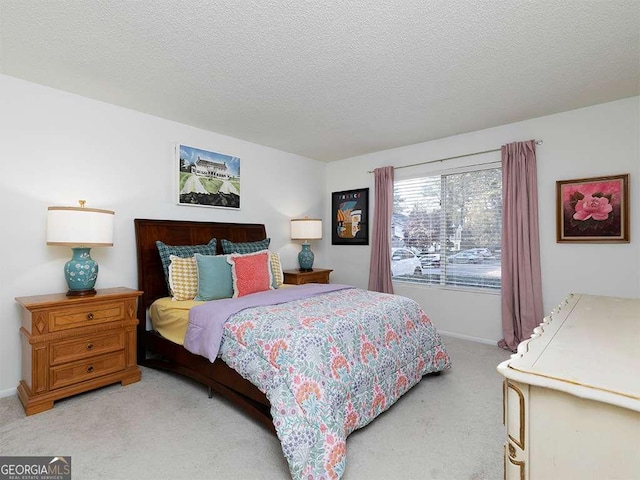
[{"left": 227, "top": 250, "right": 274, "bottom": 297}]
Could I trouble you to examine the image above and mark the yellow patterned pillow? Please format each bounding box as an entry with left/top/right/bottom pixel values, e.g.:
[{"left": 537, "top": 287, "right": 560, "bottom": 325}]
[
  {"left": 269, "top": 251, "right": 283, "bottom": 288},
  {"left": 168, "top": 255, "right": 198, "bottom": 301}
]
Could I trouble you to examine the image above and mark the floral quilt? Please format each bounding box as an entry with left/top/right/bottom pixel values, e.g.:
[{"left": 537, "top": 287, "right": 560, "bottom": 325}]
[{"left": 218, "top": 287, "right": 451, "bottom": 479}]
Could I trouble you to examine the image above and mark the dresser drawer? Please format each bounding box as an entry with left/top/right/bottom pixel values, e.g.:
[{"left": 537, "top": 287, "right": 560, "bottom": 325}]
[
  {"left": 505, "top": 381, "right": 526, "bottom": 451},
  {"left": 505, "top": 443, "right": 526, "bottom": 480},
  {"left": 48, "top": 300, "right": 126, "bottom": 332},
  {"left": 49, "top": 351, "right": 126, "bottom": 390},
  {"left": 50, "top": 331, "right": 125, "bottom": 366}
]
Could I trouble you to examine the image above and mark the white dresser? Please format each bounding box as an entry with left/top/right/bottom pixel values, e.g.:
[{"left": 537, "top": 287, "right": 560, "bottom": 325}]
[{"left": 497, "top": 293, "right": 640, "bottom": 480}]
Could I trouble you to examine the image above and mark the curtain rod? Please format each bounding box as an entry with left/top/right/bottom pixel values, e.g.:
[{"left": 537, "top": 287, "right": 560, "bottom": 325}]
[{"left": 367, "top": 140, "right": 543, "bottom": 173}]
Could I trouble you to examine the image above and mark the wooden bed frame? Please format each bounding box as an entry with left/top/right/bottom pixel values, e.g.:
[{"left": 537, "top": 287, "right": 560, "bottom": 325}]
[{"left": 134, "top": 218, "right": 275, "bottom": 433}]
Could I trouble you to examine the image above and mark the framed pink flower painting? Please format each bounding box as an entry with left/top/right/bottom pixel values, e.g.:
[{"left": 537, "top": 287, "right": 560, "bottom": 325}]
[{"left": 556, "top": 174, "right": 629, "bottom": 243}]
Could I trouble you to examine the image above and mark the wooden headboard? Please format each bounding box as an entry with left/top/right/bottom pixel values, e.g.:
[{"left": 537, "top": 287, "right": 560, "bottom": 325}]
[{"left": 134, "top": 218, "right": 267, "bottom": 321}]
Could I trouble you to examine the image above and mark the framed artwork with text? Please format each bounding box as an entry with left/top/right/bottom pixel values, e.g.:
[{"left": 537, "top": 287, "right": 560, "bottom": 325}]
[{"left": 331, "top": 188, "right": 369, "bottom": 245}]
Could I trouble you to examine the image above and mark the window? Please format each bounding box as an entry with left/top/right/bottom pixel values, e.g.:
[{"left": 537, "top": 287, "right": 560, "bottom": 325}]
[{"left": 392, "top": 166, "right": 502, "bottom": 290}]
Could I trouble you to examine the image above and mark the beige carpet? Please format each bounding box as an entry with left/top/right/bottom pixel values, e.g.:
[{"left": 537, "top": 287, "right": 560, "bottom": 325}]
[{"left": 0, "top": 336, "right": 510, "bottom": 480}]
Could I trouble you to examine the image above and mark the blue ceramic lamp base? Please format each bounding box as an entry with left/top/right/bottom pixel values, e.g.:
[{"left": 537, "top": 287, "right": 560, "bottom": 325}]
[
  {"left": 64, "top": 247, "right": 99, "bottom": 296},
  {"left": 298, "top": 243, "right": 315, "bottom": 272}
]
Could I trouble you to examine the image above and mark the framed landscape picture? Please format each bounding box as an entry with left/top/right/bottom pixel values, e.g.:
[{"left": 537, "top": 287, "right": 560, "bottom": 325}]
[
  {"left": 331, "top": 188, "right": 369, "bottom": 245},
  {"left": 556, "top": 173, "right": 629, "bottom": 243},
  {"left": 177, "top": 144, "right": 241, "bottom": 209}
]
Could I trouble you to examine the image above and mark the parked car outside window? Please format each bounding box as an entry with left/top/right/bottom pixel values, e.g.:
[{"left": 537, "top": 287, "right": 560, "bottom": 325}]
[
  {"left": 391, "top": 248, "right": 423, "bottom": 276},
  {"left": 447, "top": 251, "right": 483, "bottom": 264},
  {"left": 465, "top": 248, "right": 495, "bottom": 259},
  {"left": 419, "top": 253, "right": 441, "bottom": 267}
]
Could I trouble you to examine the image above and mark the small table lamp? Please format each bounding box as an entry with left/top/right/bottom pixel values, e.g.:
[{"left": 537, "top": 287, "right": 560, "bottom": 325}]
[
  {"left": 47, "top": 200, "right": 115, "bottom": 296},
  {"left": 290, "top": 217, "right": 322, "bottom": 271}
]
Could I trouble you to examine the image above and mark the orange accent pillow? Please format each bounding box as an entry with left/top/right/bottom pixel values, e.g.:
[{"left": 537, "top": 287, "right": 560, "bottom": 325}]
[{"left": 227, "top": 250, "right": 274, "bottom": 297}]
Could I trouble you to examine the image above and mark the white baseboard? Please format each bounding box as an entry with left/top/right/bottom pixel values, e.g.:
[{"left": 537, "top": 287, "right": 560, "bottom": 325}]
[
  {"left": 438, "top": 330, "right": 499, "bottom": 346},
  {"left": 0, "top": 387, "right": 17, "bottom": 398}
]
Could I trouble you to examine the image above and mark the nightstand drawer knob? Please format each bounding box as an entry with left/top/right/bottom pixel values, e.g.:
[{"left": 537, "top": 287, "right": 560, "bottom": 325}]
[
  {"left": 86, "top": 343, "right": 94, "bottom": 351},
  {"left": 86, "top": 365, "right": 94, "bottom": 373},
  {"left": 86, "top": 313, "right": 94, "bottom": 320}
]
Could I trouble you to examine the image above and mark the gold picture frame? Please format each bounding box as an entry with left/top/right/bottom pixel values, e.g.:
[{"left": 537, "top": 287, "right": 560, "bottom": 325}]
[{"left": 556, "top": 173, "right": 629, "bottom": 243}]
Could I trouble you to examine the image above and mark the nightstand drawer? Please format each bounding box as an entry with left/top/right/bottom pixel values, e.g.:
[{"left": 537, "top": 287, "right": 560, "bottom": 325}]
[
  {"left": 48, "top": 300, "right": 126, "bottom": 332},
  {"left": 283, "top": 268, "right": 332, "bottom": 285},
  {"left": 297, "top": 275, "right": 323, "bottom": 284},
  {"left": 50, "top": 351, "right": 126, "bottom": 390},
  {"left": 50, "top": 331, "right": 125, "bottom": 366}
]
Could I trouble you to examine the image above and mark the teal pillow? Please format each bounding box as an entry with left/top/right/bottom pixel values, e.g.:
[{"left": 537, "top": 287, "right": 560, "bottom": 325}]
[
  {"left": 220, "top": 238, "right": 270, "bottom": 255},
  {"left": 194, "top": 253, "right": 234, "bottom": 301},
  {"left": 156, "top": 239, "right": 217, "bottom": 292}
]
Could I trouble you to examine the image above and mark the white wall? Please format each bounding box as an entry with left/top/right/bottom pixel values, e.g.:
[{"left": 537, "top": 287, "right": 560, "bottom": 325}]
[
  {"left": 1, "top": 74, "right": 637, "bottom": 395},
  {"left": 327, "top": 97, "right": 640, "bottom": 343},
  {"left": 0, "top": 74, "right": 328, "bottom": 395}
]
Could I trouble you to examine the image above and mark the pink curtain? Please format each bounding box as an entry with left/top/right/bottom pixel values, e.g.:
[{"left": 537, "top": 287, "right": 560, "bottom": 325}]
[
  {"left": 499, "top": 140, "right": 543, "bottom": 352},
  {"left": 368, "top": 166, "right": 394, "bottom": 293}
]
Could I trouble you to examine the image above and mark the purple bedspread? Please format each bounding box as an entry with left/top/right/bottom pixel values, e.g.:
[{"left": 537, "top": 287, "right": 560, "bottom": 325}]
[{"left": 184, "top": 284, "right": 352, "bottom": 362}]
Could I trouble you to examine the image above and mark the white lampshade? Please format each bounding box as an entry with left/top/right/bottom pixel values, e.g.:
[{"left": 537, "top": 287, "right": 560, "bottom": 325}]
[
  {"left": 47, "top": 205, "right": 115, "bottom": 246},
  {"left": 290, "top": 218, "right": 322, "bottom": 240}
]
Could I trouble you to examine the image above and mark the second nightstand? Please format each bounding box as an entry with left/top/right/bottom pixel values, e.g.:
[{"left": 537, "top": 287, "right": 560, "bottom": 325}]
[{"left": 282, "top": 268, "right": 333, "bottom": 285}]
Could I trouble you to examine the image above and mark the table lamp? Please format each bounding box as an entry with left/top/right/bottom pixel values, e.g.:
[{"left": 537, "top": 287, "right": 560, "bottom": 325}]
[
  {"left": 47, "top": 200, "right": 115, "bottom": 296},
  {"left": 290, "top": 217, "right": 322, "bottom": 271}
]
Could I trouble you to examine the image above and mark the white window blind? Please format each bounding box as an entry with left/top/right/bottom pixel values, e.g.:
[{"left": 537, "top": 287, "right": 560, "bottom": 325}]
[{"left": 392, "top": 166, "right": 502, "bottom": 290}]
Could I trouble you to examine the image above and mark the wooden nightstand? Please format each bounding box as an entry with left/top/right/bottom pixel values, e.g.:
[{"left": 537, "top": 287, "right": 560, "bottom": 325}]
[
  {"left": 16, "top": 287, "right": 142, "bottom": 415},
  {"left": 282, "top": 268, "right": 333, "bottom": 285}
]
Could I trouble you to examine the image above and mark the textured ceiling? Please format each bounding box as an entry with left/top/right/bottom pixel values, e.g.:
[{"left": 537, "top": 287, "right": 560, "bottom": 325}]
[{"left": 1, "top": 1, "right": 638, "bottom": 161}]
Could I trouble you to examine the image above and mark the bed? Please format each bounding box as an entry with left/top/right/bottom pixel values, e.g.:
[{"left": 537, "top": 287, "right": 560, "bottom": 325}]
[{"left": 134, "top": 218, "right": 451, "bottom": 479}]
